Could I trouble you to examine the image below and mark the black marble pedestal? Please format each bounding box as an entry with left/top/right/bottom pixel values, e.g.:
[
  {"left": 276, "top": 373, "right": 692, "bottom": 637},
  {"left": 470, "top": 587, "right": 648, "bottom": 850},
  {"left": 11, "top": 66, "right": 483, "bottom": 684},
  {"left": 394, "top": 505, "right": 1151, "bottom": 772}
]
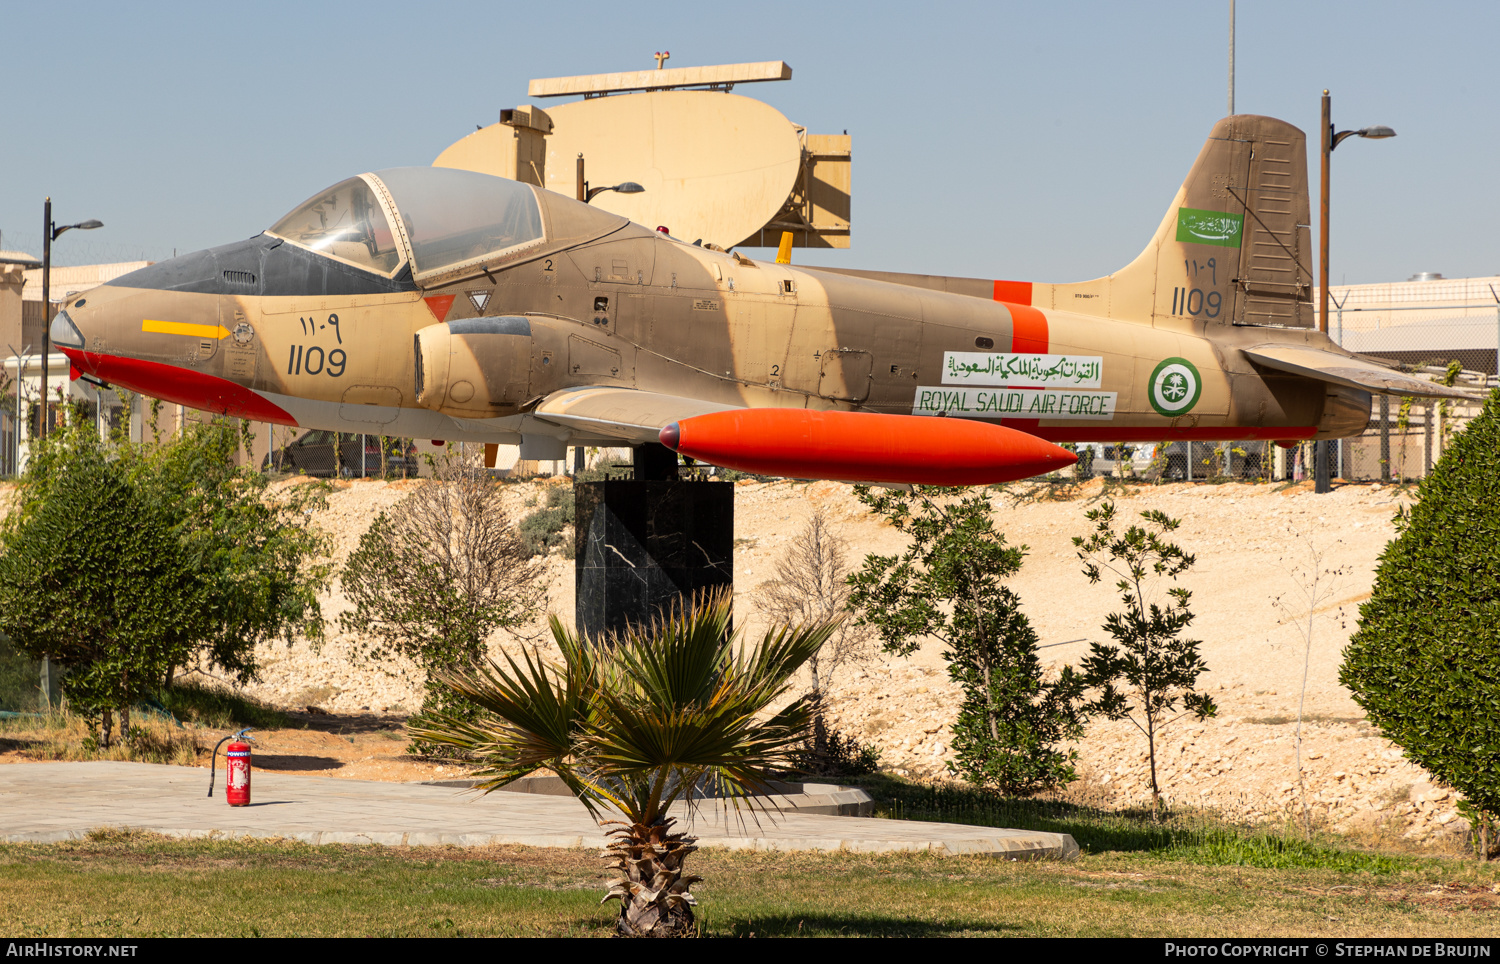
[{"left": 574, "top": 480, "right": 734, "bottom": 640}]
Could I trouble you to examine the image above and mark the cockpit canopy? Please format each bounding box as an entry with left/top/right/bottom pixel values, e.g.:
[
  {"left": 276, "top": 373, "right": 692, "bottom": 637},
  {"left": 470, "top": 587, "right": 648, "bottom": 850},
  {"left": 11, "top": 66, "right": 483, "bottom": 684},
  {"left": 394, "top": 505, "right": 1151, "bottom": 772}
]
[{"left": 267, "top": 167, "right": 546, "bottom": 280}]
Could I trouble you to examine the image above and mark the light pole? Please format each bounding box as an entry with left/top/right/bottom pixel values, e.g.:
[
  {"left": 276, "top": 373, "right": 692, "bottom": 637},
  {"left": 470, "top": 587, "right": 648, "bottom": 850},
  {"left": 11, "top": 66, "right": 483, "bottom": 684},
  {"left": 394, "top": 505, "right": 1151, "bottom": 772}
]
[
  {"left": 572, "top": 149, "right": 647, "bottom": 206},
  {"left": 1316, "top": 91, "right": 1394, "bottom": 493},
  {"left": 39, "top": 198, "right": 103, "bottom": 439},
  {"left": 585, "top": 181, "right": 645, "bottom": 204}
]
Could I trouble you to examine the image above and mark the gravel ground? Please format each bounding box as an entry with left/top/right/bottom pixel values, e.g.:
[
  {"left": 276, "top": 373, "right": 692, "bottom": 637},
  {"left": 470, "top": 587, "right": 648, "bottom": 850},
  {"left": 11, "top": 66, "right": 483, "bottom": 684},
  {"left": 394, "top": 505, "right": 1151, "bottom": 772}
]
[{"left": 0, "top": 473, "right": 1473, "bottom": 851}]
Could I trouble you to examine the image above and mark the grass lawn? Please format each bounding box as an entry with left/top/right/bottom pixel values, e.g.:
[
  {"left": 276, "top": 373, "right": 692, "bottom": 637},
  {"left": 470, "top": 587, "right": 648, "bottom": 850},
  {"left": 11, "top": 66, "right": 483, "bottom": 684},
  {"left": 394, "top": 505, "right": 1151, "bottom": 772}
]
[{"left": 2, "top": 829, "right": 1497, "bottom": 938}]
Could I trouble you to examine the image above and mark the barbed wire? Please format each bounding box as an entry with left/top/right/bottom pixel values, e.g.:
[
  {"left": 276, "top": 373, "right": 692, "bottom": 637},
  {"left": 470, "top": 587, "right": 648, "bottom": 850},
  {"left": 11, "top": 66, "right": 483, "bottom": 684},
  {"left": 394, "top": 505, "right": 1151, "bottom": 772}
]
[{"left": 0, "top": 228, "right": 172, "bottom": 267}]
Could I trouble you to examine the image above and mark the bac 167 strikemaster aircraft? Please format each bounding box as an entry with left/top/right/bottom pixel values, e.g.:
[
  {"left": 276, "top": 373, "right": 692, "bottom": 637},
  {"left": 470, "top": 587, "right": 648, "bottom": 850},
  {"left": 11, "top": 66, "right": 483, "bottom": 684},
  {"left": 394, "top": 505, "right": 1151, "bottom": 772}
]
[{"left": 54, "top": 115, "right": 1470, "bottom": 486}]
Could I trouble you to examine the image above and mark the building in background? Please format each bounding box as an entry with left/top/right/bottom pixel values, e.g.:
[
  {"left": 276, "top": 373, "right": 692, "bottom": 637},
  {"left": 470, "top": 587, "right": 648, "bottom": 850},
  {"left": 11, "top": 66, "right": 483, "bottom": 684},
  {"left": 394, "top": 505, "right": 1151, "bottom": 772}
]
[
  {"left": 1320, "top": 272, "right": 1500, "bottom": 376},
  {"left": 2, "top": 258, "right": 206, "bottom": 476},
  {"left": 1, "top": 250, "right": 41, "bottom": 476}
]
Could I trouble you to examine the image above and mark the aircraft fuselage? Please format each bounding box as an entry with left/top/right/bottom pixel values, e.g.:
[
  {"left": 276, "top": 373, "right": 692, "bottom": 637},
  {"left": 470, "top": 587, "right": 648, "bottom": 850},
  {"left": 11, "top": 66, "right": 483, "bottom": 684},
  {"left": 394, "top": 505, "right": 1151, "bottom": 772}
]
[{"left": 60, "top": 216, "right": 1364, "bottom": 455}]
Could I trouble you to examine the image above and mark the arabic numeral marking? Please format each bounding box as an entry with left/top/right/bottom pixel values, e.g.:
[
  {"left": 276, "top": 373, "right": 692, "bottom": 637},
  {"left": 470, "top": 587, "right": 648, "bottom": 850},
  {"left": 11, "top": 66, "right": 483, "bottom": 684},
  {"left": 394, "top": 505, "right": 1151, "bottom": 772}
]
[
  {"left": 287, "top": 344, "right": 346, "bottom": 377},
  {"left": 1207, "top": 257, "right": 1217, "bottom": 286},
  {"left": 1173, "top": 287, "right": 1222, "bottom": 318},
  {"left": 297, "top": 314, "right": 342, "bottom": 341}
]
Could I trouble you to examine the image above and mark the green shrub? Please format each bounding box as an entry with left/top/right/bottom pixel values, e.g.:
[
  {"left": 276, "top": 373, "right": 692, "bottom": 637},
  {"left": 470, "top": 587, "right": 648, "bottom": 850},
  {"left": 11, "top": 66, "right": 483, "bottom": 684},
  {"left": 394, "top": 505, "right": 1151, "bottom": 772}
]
[
  {"left": 0, "top": 632, "right": 46, "bottom": 713},
  {"left": 1075, "top": 502, "right": 1216, "bottom": 816},
  {"left": 850, "top": 487, "right": 1085, "bottom": 796},
  {"left": 1341, "top": 390, "right": 1500, "bottom": 859},
  {"left": 518, "top": 486, "right": 573, "bottom": 557},
  {"left": 0, "top": 425, "right": 206, "bottom": 745},
  {"left": 787, "top": 702, "right": 881, "bottom": 779},
  {"left": 150, "top": 681, "right": 292, "bottom": 730},
  {"left": 1074, "top": 445, "right": 1095, "bottom": 479},
  {"left": 340, "top": 467, "right": 544, "bottom": 755}
]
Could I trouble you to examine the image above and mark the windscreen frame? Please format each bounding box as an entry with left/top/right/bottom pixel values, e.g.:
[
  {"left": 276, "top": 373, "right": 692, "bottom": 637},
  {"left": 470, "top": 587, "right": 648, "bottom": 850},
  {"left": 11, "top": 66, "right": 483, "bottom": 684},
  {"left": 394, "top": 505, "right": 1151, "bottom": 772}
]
[
  {"left": 365, "top": 168, "right": 550, "bottom": 283},
  {"left": 263, "top": 173, "right": 410, "bottom": 279}
]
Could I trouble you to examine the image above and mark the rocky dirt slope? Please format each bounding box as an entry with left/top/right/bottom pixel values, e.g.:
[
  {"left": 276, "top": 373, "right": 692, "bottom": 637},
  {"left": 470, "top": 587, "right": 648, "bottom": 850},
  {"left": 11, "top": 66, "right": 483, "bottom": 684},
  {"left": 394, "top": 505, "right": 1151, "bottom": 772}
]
[{"left": 2, "top": 473, "right": 1471, "bottom": 850}]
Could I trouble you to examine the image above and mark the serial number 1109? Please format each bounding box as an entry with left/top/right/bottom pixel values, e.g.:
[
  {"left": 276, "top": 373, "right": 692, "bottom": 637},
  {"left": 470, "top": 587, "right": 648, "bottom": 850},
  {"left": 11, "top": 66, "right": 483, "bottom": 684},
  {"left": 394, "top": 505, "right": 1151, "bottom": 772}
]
[{"left": 1171, "top": 286, "right": 1222, "bottom": 319}]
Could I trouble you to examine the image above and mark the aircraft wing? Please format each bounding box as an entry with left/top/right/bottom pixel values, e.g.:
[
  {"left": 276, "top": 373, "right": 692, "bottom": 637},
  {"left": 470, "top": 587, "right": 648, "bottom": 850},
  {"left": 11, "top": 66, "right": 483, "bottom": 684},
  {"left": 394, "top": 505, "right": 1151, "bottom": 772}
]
[
  {"left": 530, "top": 386, "right": 740, "bottom": 444},
  {"left": 1241, "top": 345, "right": 1482, "bottom": 400},
  {"left": 530, "top": 385, "right": 1077, "bottom": 485}
]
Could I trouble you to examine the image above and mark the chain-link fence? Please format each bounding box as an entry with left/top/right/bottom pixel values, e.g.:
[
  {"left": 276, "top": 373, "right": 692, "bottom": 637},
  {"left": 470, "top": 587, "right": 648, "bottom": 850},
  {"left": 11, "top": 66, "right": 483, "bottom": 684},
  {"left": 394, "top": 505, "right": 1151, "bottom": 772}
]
[
  {"left": 1063, "top": 306, "right": 1499, "bottom": 486},
  {"left": 261, "top": 428, "right": 421, "bottom": 478},
  {"left": 1332, "top": 306, "right": 1496, "bottom": 484},
  {"left": 1335, "top": 306, "right": 1500, "bottom": 377},
  {"left": 0, "top": 633, "right": 60, "bottom": 714},
  {"left": 1072, "top": 441, "right": 1283, "bottom": 484},
  {"left": 1336, "top": 387, "right": 1486, "bottom": 484},
  {"left": 0, "top": 409, "right": 15, "bottom": 478},
  {"left": 1069, "top": 391, "right": 1487, "bottom": 486}
]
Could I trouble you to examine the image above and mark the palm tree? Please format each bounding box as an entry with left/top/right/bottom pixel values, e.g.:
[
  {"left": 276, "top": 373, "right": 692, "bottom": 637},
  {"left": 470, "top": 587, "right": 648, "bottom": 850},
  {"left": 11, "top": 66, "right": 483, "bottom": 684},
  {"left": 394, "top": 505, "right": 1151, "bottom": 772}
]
[{"left": 410, "top": 590, "right": 837, "bottom": 937}]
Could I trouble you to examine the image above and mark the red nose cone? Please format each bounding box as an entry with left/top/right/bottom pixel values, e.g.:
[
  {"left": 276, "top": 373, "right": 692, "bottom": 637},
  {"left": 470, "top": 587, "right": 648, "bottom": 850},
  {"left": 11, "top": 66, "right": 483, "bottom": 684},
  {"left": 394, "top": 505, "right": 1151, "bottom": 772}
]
[
  {"left": 662, "top": 408, "right": 1076, "bottom": 485},
  {"left": 59, "top": 349, "right": 297, "bottom": 425}
]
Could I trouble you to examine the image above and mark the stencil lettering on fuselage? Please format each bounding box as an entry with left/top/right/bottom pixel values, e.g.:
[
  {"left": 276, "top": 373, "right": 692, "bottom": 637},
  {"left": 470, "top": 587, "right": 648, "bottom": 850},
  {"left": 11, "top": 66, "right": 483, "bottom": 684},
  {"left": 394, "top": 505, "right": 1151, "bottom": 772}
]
[{"left": 913, "top": 387, "right": 1117, "bottom": 420}]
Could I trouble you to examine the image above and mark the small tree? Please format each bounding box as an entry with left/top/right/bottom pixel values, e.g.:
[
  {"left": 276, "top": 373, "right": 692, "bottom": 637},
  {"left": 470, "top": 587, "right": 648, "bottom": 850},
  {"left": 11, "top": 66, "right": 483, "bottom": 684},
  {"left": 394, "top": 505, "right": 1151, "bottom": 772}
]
[
  {"left": 412, "top": 589, "right": 834, "bottom": 938},
  {"left": 1074, "top": 501, "right": 1216, "bottom": 815},
  {"left": 0, "top": 423, "right": 209, "bottom": 745},
  {"left": 341, "top": 454, "right": 546, "bottom": 750},
  {"left": 128, "top": 420, "right": 331, "bottom": 687},
  {"left": 758, "top": 506, "right": 877, "bottom": 777},
  {"left": 1342, "top": 390, "right": 1500, "bottom": 861},
  {"left": 850, "top": 487, "right": 1085, "bottom": 795},
  {"left": 756, "top": 506, "right": 871, "bottom": 695},
  {"left": 1273, "top": 535, "right": 1350, "bottom": 841}
]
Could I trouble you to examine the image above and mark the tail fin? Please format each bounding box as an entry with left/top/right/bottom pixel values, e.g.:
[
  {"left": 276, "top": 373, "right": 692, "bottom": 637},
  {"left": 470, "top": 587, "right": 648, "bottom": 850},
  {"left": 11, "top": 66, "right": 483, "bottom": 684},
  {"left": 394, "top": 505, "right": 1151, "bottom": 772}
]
[{"left": 1033, "top": 114, "right": 1314, "bottom": 328}]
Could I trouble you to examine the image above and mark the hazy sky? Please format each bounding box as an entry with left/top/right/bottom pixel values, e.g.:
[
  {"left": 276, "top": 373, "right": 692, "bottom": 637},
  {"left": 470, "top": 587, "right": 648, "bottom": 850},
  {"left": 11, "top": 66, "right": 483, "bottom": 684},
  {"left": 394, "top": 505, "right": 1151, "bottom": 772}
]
[{"left": 3, "top": 1, "right": 1496, "bottom": 287}]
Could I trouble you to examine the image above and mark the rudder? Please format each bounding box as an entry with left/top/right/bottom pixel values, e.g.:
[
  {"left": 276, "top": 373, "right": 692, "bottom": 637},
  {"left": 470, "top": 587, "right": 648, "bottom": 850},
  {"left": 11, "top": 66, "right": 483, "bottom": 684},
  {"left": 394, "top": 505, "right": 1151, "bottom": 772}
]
[{"left": 1031, "top": 115, "right": 1314, "bottom": 329}]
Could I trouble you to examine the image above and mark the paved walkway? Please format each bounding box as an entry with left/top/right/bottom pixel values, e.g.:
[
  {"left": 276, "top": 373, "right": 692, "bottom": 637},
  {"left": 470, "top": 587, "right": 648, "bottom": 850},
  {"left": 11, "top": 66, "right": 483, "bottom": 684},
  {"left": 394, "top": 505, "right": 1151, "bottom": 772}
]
[{"left": 0, "top": 762, "right": 1077, "bottom": 859}]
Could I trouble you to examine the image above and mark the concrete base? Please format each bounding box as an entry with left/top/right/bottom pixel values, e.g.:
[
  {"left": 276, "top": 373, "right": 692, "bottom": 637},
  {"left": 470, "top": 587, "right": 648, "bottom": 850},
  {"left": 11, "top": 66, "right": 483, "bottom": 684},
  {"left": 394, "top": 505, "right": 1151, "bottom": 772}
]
[
  {"left": 0, "top": 761, "right": 1078, "bottom": 860},
  {"left": 425, "top": 773, "right": 875, "bottom": 817},
  {"left": 574, "top": 479, "right": 733, "bottom": 639}
]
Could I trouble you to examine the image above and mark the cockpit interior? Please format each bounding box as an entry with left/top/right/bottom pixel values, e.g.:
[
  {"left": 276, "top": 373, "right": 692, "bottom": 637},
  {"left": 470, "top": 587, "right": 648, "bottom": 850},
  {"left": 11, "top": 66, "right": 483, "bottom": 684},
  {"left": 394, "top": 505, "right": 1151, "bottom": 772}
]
[{"left": 266, "top": 168, "right": 547, "bottom": 281}]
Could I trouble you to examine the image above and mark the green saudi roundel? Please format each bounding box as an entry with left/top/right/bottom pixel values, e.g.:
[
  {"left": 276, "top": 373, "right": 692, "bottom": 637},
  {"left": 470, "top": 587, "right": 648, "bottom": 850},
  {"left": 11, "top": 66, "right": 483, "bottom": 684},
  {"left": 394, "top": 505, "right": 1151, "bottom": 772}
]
[{"left": 1149, "top": 357, "right": 1202, "bottom": 417}]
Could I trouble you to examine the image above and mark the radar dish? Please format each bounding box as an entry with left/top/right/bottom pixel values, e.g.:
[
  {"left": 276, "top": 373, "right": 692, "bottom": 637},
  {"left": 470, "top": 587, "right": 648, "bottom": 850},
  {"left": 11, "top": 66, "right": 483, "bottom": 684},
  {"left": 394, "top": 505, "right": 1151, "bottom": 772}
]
[{"left": 435, "top": 91, "right": 802, "bottom": 249}]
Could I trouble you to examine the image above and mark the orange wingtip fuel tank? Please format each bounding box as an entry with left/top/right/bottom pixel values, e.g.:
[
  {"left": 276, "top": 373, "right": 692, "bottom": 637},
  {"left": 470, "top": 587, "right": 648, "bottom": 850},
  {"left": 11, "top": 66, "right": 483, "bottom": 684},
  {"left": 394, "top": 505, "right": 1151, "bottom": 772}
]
[{"left": 659, "top": 409, "right": 1077, "bottom": 485}]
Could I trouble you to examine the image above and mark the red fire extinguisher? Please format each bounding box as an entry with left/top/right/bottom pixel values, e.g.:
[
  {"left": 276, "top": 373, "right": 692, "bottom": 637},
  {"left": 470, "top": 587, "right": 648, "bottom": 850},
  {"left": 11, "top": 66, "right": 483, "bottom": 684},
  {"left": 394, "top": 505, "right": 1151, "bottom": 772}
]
[{"left": 208, "top": 728, "right": 255, "bottom": 806}]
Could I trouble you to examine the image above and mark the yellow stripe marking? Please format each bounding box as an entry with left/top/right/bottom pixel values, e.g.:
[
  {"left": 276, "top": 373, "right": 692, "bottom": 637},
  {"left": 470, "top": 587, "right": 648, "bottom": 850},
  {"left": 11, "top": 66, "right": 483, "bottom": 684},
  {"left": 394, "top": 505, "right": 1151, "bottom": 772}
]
[{"left": 142, "top": 319, "right": 231, "bottom": 340}]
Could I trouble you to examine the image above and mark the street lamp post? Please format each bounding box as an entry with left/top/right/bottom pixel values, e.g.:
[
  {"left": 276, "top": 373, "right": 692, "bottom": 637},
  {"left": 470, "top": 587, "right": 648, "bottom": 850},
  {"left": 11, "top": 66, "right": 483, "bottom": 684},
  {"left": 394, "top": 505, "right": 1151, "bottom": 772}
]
[
  {"left": 585, "top": 181, "right": 645, "bottom": 204},
  {"left": 573, "top": 149, "right": 647, "bottom": 206},
  {"left": 38, "top": 198, "right": 103, "bottom": 439},
  {"left": 1316, "top": 91, "right": 1394, "bottom": 494}
]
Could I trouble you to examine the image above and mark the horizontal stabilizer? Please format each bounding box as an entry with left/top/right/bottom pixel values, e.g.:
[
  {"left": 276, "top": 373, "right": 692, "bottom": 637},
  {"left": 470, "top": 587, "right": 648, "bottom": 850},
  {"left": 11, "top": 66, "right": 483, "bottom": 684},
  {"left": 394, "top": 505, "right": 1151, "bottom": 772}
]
[
  {"left": 1242, "top": 345, "right": 1480, "bottom": 400},
  {"left": 531, "top": 387, "right": 738, "bottom": 443}
]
